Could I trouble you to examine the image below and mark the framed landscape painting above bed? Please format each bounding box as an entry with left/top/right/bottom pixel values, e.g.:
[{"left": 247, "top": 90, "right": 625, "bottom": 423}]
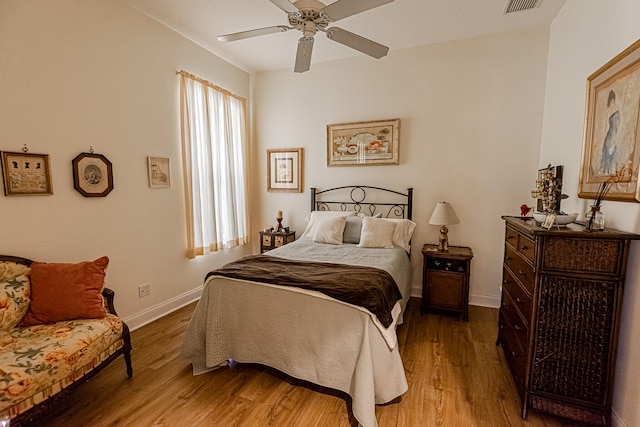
[{"left": 327, "top": 119, "right": 400, "bottom": 166}]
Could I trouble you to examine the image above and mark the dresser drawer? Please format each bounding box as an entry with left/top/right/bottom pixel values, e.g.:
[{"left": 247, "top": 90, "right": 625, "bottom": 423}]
[
  {"left": 518, "top": 235, "right": 535, "bottom": 263},
  {"left": 502, "top": 289, "right": 530, "bottom": 352},
  {"left": 505, "top": 227, "right": 519, "bottom": 248},
  {"left": 503, "top": 267, "right": 532, "bottom": 325},
  {"left": 504, "top": 245, "right": 535, "bottom": 294},
  {"left": 499, "top": 309, "right": 528, "bottom": 387}
]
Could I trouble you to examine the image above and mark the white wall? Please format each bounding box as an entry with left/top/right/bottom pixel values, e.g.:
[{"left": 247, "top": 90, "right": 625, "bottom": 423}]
[
  {"left": 540, "top": 1, "right": 640, "bottom": 425},
  {"left": 254, "top": 28, "right": 550, "bottom": 306},
  {"left": 0, "top": 0, "right": 253, "bottom": 328}
]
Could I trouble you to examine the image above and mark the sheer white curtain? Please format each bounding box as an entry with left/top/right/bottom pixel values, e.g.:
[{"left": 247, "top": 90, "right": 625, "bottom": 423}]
[{"left": 179, "top": 71, "right": 248, "bottom": 258}]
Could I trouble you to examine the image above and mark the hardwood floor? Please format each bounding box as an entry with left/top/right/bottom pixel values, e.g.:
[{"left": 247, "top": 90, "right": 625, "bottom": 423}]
[{"left": 36, "top": 298, "right": 585, "bottom": 427}]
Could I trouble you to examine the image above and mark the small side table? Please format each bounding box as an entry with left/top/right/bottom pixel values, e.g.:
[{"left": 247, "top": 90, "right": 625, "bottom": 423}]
[
  {"left": 422, "top": 244, "right": 473, "bottom": 321},
  {"left": 259, "top": 230, "right": 296, "bottom": 253}
]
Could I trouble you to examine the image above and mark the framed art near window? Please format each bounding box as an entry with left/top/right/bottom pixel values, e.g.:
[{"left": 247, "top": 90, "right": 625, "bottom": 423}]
[
  {"left": 148, "top": 156, "right": 170, "bottom": 188},
  {"left": 267, "top": 148, "right": 303, "bottom": 193},
  {"left": 1, "top": 151, "right": 53, "bottom": 196},
  {"left": 327, "top": 118, "right": 400, "bottom": 166},
  {"left": 579, "top": 38, "right": 640, "bottom": 202},
  {"left": 72, "top": 152, "right": 114, "bottom": 197}
]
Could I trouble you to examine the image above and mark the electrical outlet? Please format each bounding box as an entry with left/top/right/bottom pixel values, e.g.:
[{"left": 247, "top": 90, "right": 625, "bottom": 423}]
[{"left": 138, "top": 283, "right": 151, "bottom": 298}]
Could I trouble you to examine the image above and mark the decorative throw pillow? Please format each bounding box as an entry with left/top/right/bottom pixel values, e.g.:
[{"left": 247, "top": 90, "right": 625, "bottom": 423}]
[
  {"left": 0, "top": 261, "right": 32, "bottom": 331},
  {"left": 387, "top": 219, "right": 417, "bottom": 252},
  {"left": 358, "top": 212, "right": 382, "bottom": 218},
  {"left": 301, "top": 210, "right": 356, "bottom": 239},
  {"left": 21, "top": 256, "right": 109, "bottom": 326},
  {"left": 313, "top": 216, "right": 347, "bottom": 245},
  {"left": 357, "top": 217, "right": 397, "bottom": 249},
  {"left": 343, "top": 216, "right": 363, "bottom": 244}
]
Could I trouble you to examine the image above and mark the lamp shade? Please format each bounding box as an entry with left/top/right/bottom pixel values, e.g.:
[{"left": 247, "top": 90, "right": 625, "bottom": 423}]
[{"left": 429, "top": 201, "right": 460, "bottom": 226}]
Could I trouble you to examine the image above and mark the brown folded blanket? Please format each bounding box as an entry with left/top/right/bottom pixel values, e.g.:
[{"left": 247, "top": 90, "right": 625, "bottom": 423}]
[{"left": 205, "top": 254, "right": 402, "bottom": 328}]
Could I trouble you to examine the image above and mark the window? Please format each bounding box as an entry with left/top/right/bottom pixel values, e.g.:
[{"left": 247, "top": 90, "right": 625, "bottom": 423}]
[{"left": 178, "top": 71, "right": 248, "bottom": 258}]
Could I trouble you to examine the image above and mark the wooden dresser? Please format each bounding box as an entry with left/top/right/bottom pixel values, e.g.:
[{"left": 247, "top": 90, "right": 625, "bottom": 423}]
[{"left": 498, "top": 216, "right": 639, "bottom": 426}]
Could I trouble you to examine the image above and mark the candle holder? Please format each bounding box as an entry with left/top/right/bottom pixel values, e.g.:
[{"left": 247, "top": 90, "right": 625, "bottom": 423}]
[{"left": 276, "top": 217, "right": 283, "bottom": 232}]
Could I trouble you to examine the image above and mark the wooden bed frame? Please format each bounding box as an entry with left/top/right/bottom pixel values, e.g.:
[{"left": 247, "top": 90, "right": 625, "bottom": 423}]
[{"left": 311, "top": 186, "right": 413, "bottom": 219}]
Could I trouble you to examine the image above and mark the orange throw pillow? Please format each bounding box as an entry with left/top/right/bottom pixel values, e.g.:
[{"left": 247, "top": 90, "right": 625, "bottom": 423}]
[{"left": 21, "top": 256, "right": 109, "bottom": 325}]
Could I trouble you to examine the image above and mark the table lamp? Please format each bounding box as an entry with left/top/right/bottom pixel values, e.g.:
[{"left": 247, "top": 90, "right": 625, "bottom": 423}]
[{"left": 429, "top": 201, "right": 460, "bottom": 252}]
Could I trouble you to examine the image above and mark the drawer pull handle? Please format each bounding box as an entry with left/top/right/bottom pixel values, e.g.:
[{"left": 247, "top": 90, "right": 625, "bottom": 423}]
[
  {"left": 505, "top": 256, "right": 512, "bottom": 261},
  {"left": 514, "top": 324, "right": 523, "bottom": 330},
  {"left": 515, "top": 297, "right": 523, "bottom": 303},
  {"left": 507, "top": 235, "right": 515, "bottom": 239},
  {"left": 521, "top": 245, "right": 529, "bottom": 250},
  {"left": 518, "top": 270, "right": 526, "bottom": 276}
]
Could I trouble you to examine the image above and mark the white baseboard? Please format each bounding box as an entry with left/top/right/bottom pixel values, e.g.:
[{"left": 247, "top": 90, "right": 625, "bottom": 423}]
[
  {"left": 122, "top": 286, "right": 202, "bottom": 331},
  {"left": 469, "top": 293, "right": 501, "bottom": 309}
]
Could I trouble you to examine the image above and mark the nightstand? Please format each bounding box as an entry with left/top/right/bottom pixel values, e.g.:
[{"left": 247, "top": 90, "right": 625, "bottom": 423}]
[
  {"left": 421, "top": 244, "right": 473, "bottom": 321},
  {"left": 259, "top": 230, "right": 296, "bottom": 253}
]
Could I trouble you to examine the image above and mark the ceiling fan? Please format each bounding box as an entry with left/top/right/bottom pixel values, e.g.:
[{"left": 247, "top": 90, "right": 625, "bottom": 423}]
[{"left": 217, "top": 0, "right": 394, "bottom": 73}]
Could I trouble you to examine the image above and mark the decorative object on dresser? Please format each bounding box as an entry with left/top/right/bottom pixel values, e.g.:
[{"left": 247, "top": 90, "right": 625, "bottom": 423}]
[
  {"left": 421, "top": 244, "right": 473, "bottom": 321},
  {"left": 267, "top": 148, "right": 303, "bottom": 193},
  {"left": 579, "top": 37, "right": 640, "bottom": 203},
  {"left": 530, "top": 164, "right": 575, "bottom": 227},
  {"left": 259, "top": 229, "right": 296, "bottom": 253},
  {"left": 327, "top": 119, "right": 400, "bottom": 166},
  {"left": 497, "top": 216, "right": 640, "bottom": 426},
  {"left": 428, "top": 201, "right": 460, "bottom": 252},
  {"left": 1, "top": 147, "right": 53, "bottom": 196},
  {"left": 72, "top": 150, "right": 114, "bottom": 197}
]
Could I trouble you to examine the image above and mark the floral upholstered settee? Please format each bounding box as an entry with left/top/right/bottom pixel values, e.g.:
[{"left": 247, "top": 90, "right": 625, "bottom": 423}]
[{"left": 0, "top": 255, "right": 132, "bottom": 425}]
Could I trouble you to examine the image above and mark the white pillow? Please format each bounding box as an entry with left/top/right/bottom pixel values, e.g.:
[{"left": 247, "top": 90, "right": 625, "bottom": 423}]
[
  {"left": 301, "top": 210, "right": 356, "bottom": 239},
  {"left": 357, "top": 217, "right": 396, "bottom": 248},
  {"left": 313, "top": 216, "right": 347, "bottom": 245},
  {"left": 387, "top": 218, "right": 417, "bottom": 252}
]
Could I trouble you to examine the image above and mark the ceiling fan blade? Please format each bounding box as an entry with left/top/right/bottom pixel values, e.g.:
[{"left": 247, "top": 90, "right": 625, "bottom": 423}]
[
  {"left": 217, "top": 26, "right": 290, "bottom": 42},
  {"left": 294, "top": 37, "right": 314, "bottom": 73},
  {"left": 326, "top": 27, "right": 388, "bottom": 58},
  {"left": 321, "top": 0, "right": 394, "bottom": 21},
  {"left": 269, "top": 0, "right": 299, "bottom": 14}
]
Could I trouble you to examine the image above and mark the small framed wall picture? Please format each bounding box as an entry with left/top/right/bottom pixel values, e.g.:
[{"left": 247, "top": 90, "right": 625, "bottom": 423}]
[
  {"left": 147, "top": 156, "right": 170, "bottom": 188},
  {"left": 267, "top": 148, "right": 303, "bottom": 193},
  {"left": 1, "top": 151, "right": 53, "bottom": 196},
  {"left": 72, "top": 152, "right": 114, "bottom": 197}
]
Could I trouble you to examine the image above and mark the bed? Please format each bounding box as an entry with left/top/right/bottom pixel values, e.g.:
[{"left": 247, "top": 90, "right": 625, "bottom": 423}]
[{"left": 182, "top": 186, "right": 415, "bottom": 427}]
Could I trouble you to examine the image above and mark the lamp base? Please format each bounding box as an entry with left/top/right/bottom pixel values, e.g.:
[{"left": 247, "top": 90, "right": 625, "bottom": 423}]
[{"left": 438, "top": 225, "right": 449, "bottom": 252}]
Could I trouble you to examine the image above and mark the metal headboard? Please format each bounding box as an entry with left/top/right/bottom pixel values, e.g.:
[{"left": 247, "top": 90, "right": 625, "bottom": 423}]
[{"left": 310, "top": 186, "right": 413, "bottom": 220}]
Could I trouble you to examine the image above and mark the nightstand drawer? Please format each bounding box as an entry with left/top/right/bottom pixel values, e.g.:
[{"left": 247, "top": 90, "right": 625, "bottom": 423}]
[{"left": 259, "top": 231, "right": 296, "bottom": 253}]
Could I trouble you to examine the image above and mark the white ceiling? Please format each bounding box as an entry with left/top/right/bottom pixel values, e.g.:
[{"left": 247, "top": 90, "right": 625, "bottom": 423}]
[{"left": 121, "top": 0, "right": 566, "bottom": 74}]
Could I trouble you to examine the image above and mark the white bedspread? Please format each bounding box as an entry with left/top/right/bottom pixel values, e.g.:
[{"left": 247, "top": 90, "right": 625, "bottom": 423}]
[{"left": 182, "top": 240, "right": 411, "bottom": 427}]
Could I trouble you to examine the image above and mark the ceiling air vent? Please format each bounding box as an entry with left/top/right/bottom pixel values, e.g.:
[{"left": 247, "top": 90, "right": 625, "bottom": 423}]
[{"left": 503, "top": 0, "right": 542, "bottom": 14}]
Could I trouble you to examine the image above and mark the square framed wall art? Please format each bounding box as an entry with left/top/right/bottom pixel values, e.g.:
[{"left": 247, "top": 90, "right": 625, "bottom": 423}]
[
  {"left": 1, "top": 151, "right": 53, "bottom": 196},
  {"left": 267, "top": 148, "right": 303, "bottom": 193},
  {"left": 148, "top": 156, "right": 170, "bottom": 188}
]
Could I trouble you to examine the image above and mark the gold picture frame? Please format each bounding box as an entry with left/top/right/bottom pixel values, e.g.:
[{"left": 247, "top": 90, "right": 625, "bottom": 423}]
[
  {"left": 147, "top": 156, "right": 170, "bottom": 188},
  {"left": 72, "top": 152, "right": 114, "bottom": 197},
  {"left": 267, "top": 148, "right": 303, "bottom": 193},
  {"left": 327, "top": 119, "right": 400, "bottom": 166},
  {"left": 579, "top": 38, "right": 640, "bottom": 202},
  {"left": 1, "top": 151, "right": 53, "bottom": 196}
]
